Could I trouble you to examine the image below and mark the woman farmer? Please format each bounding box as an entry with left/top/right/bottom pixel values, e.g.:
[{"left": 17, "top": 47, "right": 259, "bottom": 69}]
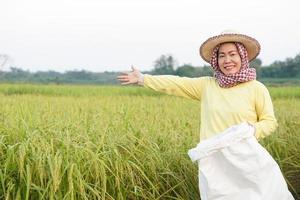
[
  {"left": 118, "top": 30, "right": 277, "bottom": 139},
  {"left": 117, "top": 30, "right": 294, "bottom": 199}
]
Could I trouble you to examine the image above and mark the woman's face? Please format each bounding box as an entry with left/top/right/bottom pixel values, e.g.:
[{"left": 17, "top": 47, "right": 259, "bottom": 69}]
[{"left": 217, "top": 43, "right": 242, "bottom": 75}]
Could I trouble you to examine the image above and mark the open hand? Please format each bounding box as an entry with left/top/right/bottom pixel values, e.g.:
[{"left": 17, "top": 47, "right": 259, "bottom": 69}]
[{"left": 117, "top": 66, "right": 142, "bottom": 85}]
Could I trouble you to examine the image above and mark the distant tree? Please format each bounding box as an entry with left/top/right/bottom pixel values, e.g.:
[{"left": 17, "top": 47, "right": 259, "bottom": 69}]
[
  {"left": 153, "top": 54, "right": 176, "bottom": 75},
  {"left": 7, "top": 67, "right": 31, "bottom": 80},
  {"left": 283, "top": 55, "right": 300, "bottom": 77},
  {"left": 0, "top": 53, "right": 299, "bottom": 84},
  {"left": 250, "top": 58, "right": 262, "bottom": 78},
  {"left": 261, "top": 53, "right": 300, "bottom": 78},
  {"left": 33, "top": 70, "right": 62, "bottom": 84},
  {"left": 250, "top": 58, "right": 262, "bottom": 67},
  {"left": 293, "top": 54, "right": 300, "bottom": 77},
  {"left": 176, "top": 64, "right": 197, "bottom": 77},
  {"left": 175, "top": 64, "right": 213, "bottom": 77},
  {"left": 198, "top": 65, "right": 214, "bottom": 76}
]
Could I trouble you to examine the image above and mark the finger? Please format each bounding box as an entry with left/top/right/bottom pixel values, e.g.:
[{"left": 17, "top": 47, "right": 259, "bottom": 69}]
[
  {"left": 131, "top": 65, "right": 137, "bottom": 72},
  {"left": 121, "top": 81, "right": 131, "bottom": 85},
  {"left": 117, "top": 78, "right": 129, "bottom": 82},
  {"left": 117, "top": 75, "right": 129, "bottom": 79},
  {"left": 119, "top": 72, "right": 129, "bottom": 75}
]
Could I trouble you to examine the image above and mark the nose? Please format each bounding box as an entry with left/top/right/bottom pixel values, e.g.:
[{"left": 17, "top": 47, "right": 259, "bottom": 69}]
[{"left": 224, "top": 56, "right": 231, "bottom": 63}]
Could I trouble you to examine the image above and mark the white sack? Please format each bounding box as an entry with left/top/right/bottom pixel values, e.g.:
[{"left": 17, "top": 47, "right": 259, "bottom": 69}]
[{"left": 188, "top": 123, "right": 295, "bottom": 200}]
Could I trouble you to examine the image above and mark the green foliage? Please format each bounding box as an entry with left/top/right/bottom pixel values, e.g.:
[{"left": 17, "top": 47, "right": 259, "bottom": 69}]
[
  {"left": 152, "top": 54, "right": 176, "bottom": 75},
  {"left": 175, "top": 64, "right": 213, "bottom": 77},
  {"left": 250, "top": 58, "right": 262, "bottom": 67},
  {"left": 0, "top": 53, "right": 299, "bottom": 85},
  {"left": 250, "top": 58, "right": 262, "bottom": 78},
  {"left": 259, "top": 78, "right": 300, "bottom": 86},
  {"left": 0, "top": 69, "right": 120, "bottom": 85},
  {"left": 261, "top": 54, "right": 300, "bottom": 78},
  {"left": 175, "top": 64, "right": 196, "bottom": 77}
]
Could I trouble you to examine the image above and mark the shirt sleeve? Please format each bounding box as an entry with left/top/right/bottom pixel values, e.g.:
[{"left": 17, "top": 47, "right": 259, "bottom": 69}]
[
  {"left": 253, "top": 84, "right": 278, "bottom": 139},
  {"left": 143, "top": 75, "right": 208, "bottom": 101}
]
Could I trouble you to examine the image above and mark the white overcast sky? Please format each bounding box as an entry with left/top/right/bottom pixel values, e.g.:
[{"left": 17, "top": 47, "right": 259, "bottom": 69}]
[{"left": 1, "top": 0, "right": 300, "bottom": 72}]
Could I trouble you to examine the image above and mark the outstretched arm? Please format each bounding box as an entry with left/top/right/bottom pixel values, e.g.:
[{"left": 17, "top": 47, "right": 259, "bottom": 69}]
[{"left": 117, "top": 66, "right": 207, "bottom": 101}]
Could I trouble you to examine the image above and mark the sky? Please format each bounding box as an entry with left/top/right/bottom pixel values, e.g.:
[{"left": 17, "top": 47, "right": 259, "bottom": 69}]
[{"left": 1, "top": 0, "right": 300, "bottom": 72}]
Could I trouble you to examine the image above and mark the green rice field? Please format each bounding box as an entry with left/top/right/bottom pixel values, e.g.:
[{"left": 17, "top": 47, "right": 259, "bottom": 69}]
[{"left": 0, "top": 84, "right": 299, "bottom": 199}]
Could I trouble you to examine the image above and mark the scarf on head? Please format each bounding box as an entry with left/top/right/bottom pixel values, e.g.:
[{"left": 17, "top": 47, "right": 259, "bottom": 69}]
[{"left": 210, "top": 42, "right": 256, "bottom": 88}]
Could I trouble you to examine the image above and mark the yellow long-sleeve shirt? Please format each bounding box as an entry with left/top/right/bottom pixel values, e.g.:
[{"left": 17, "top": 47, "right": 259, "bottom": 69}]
[{"left": 143, "top": 75, "right": 278, "bottom": 140}]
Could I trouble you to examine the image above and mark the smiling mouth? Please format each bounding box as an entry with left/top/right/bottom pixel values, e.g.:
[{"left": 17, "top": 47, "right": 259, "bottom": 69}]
[{"left": 224, "top": 66, "right": 235, "bottom": 70}]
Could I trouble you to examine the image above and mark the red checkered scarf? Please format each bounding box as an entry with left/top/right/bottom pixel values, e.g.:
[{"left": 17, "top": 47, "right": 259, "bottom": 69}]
[{"left": 210, "top": 42, "right": 256, "bottom": 88}]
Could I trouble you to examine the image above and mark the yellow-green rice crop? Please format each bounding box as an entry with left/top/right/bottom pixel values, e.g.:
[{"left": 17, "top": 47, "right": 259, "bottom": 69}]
[{"left": 0, "top": 84, "right": 299, "bottom": 199}]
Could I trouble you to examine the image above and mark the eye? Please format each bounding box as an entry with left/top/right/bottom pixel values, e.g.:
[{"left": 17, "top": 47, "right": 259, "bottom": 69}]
[{"left": 218, "top": 54, "right": 225, "bottom": 58}]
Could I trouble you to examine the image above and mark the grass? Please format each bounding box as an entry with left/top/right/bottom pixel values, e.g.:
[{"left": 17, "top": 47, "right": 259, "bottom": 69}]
[{"left": 0, "top": 84, "right": 299, "bottom": 199}]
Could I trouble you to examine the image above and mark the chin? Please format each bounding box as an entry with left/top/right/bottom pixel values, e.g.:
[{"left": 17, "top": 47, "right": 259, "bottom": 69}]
[
  {"left": 227, "top": 71, "right": 238, "bottom": 75},
  {"left": 222, "top": 69, "right": 239, "bottom": 75}
]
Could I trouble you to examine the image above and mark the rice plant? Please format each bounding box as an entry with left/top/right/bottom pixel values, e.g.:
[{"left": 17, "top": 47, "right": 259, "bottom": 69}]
[{"left": 0, "top": 84, "right": 299, "bottom": 199}]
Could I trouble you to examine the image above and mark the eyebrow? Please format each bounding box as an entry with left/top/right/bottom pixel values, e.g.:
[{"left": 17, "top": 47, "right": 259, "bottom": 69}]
[{"left": 218, "top": 50, "right": 238, "bottom": 54}]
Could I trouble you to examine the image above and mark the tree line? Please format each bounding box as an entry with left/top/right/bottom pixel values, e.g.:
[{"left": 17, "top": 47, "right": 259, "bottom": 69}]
[
  {"left": 152, "top": 54, "right": 300, "bottom": 78},
  {"left": 0, "top": 53, "right": 299, "bottom": 85}
]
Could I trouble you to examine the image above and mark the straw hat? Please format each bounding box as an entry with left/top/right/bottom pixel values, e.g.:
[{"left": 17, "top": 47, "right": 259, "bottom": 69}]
[{"left": 199, "top": 30, "right": 261, "bottom": 63}]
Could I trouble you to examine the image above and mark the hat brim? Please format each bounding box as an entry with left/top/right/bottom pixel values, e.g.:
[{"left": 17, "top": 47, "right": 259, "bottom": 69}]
[{"left": 200, "top": 34, "right": 261, "bottom": 63}]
